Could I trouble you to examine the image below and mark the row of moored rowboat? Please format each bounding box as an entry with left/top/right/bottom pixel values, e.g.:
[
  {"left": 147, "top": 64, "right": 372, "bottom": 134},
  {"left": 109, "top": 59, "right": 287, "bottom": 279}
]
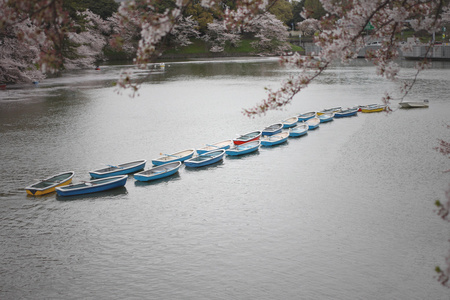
[{"left": 25, "top": 104, "right": 387, "bottom": 197}]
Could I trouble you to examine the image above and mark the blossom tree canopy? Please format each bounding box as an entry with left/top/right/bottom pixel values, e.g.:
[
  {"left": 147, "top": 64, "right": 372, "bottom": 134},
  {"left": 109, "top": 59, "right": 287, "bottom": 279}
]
[
  {"left": 202, "top": 19, "right": 242, "bottom": 53},
  {"left": 247, "top": 12, "right": 290, "bottom": 54}
]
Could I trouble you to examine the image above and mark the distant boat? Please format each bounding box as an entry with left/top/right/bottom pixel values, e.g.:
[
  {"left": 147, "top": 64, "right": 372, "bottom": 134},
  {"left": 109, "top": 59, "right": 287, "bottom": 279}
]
[
  {"left": 305, "top": 117, "right": 320, "bottom": 130},
  {"left": 89, "top": 159, "right": 146, "bottom": 178},
  {"left": 361, "top": 104, "right": 386, "bottom": 113},
  {"left": 233, "top": 131, "right": 262, "bottom": 145},
  {"left": 318, "top": 113, "right": 334, "bottom": 123},
  {"left": 334, "top": 108, "right": 358, "bottom": 118},
  {"left": 262, "top": 124, "right": 283, "bottom": 136},
  {"left": 226, "top": 141, "right": 261, "bottom": 156},
  {"left": 282, "top": 116, "right": 298, "bottom": 128},
  {"left": 317, "top": 107, "right": 341, "bottom": 115},
  {"left": 25, "top": 171, "right": 75, "bottom": 196},
  {"left": 56, "top": 175, "right": 127, "bottom": 197},
  {"left": 352, "top": 104, "right": 377, "bottom": 112},
  {"left": 185, "top": 149, "right": 225, "bottom": 167},
  {"left": 297, "top": 111, "right": 316, "bottom": 121},
  {"left": 134, "top": 161, "right": 182, "bottom": 182},
  {"left": 152, "top": 149, "right": 195, "bottom": 165},
  {"left": 289, "top": 123, "right": 309, "bottom": 137},
  {"left": 399, "top": 100, "right": 429, "bottom": 108},
  {"left": 261, "top": 132, "right": 289, "bottom": 146},
  {"left": 197, "top": 139, "right": 233, "bottom": 154}
]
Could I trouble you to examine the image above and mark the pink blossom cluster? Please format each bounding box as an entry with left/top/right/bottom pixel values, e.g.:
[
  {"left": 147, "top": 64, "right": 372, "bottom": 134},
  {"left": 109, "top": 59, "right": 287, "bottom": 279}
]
[{"left": 223, "top": 0, "right": 269, "bottom": 31}]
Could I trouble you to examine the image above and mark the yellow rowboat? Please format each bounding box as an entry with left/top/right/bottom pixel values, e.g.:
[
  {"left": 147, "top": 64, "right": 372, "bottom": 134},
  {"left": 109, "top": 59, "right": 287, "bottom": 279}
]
[
  {"left": 360, "top": 104, "right": 386, "bottom": 113},
  {"left": 25, "top": 171, "right": 75, "bottom": 196}
]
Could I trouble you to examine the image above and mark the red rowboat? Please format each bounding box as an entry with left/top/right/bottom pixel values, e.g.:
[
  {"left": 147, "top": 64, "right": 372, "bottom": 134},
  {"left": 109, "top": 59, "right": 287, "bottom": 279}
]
[{"left": 233, "top": 131, "right": 262, "bottom": 145}]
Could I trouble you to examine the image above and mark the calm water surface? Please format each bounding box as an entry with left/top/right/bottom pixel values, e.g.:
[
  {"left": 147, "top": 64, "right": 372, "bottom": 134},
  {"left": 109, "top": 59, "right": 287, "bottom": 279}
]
[{"left": 0, "top": 58, "right": 449, "bottom": 299}]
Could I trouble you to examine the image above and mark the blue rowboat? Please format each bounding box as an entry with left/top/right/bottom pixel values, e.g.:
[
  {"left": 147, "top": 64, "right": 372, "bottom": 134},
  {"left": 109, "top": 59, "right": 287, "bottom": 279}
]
[
  {"left": 197, "top": 139, "right": 233, "bottom": 154},
  {"left": 282, "top": 116, "right": 298, "bottom": 128},
  {"left": 334, "top": 108, "right": 358, "bottom": 118},
  {"left": 185, "top": 149, "right": 225, "bottom": 168},
  {"left": 317, "top": 107, "right": 341, "bottom": 115},
  {"left": 262, "top": 124, "right": 282, "bottom": 136},
  {"left": 152, "top": 149, "right": 195, "bottom": 166},
  {"left": 318, "top": 113, "right": 334, "bottom": 123},
  {"left": 305, "top": 117, "right": 320, "bottom": 130},
  {"left": 233, "top": 131, "right": 262, "bottom": 145},
  {"left": 26, "top": 171, "right": 75, "bottom": 196},
  {"left": 134, "top": 161, "right": 181, "bottom": 182},
  {"left": 297, "top": 111, "right": 316, "bottom": 121},
  {"left": 261, "top": 132, "right": 289, "bottom": 146},
  {"left": 226, "top": 141, "right": 260, "bottom": 156},
  {"left": 89, "top": 159, "right": 146, "bottom": 178},
  {"left": 56, "top": 175, "right": 128, "bottom": 196},
  {"left": 289, "top": 123, "right": 309, "bottom": 137}
]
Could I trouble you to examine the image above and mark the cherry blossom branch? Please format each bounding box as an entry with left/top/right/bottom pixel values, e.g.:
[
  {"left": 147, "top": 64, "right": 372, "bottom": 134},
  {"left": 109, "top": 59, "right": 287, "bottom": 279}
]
[
  {"left": 434, "top": 128, "right": 450, "bottom": 288},
  {"left": 243, "top": 0, "right": 450, "bottom": 116}
]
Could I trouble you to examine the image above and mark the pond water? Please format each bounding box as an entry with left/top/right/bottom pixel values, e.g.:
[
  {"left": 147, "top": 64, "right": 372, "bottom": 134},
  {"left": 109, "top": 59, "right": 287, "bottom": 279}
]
[{"left": 0, "top": 57, "right": 449, "bottom": 299}]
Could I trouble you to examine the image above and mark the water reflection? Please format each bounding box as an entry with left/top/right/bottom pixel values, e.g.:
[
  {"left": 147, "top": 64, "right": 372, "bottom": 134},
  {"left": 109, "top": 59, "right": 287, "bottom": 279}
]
[
  {"left": 225, "top": 151, "right": 261, "bottom": 160},
  {"left": 183, "top": 160, "right": 225, "bottom": 173},
  {"left": 133, "top": 172, "right": 182, "bottom": 186}
]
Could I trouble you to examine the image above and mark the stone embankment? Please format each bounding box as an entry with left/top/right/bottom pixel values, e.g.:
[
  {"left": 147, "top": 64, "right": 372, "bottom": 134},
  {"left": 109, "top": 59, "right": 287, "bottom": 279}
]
[{"left": 303, "top": 42, "right": 450, "bottom": 61}]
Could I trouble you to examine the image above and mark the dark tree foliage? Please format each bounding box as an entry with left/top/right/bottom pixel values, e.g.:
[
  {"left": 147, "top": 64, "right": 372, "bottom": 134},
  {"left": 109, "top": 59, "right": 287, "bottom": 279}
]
[
  {"left": 287, "top": 0, "right": 305, "bottom": 30},
  {"left": 63, "top": 0, "right": 119, "bottom": 20}
]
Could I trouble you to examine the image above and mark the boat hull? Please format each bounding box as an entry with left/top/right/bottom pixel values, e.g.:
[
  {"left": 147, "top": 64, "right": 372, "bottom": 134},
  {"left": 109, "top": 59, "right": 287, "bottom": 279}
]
[
  {"left": 185, "top": 150, "right": 225, "bottom": 167},
  {"left": 289, "top": 125, "right": 308, "bottom": 137},
  {"left": 361, "top": 104, "right": 386, "bottom": 113},
  {"left": 305, "top": 117, "right": 320, "bottom": 130},
  {"left": 317, "top": 107, "right": 341, "bottom": 115},
  {"left": 233, "top": 131, "right": 262, "bottom": 145},
  {"left": 89, "top": 160, "right": 146, "bottom": 178},
  {"left": 361, "top": 107, "right": 384, "bottom": 113},
  {"left": 134, "top": 162, "right": 181, "bottom": 182},
  {"left": 261, "top": 132, "right": 289, "bottom": 146},
  {"left": 318, "top": 114, "right": 334, "bottom": 123},
  {"left": 282, "top": 117, "right": 298, "bottom": 128},
  {"left": 334, "top": 109, "right": 358, "bottom": 118},
  {"left": 197, "top": 140, "right": 232, "bottom": 154},
  {"left": 56, "top": 175, "right": 128, "bottom": 196},
  {"left": 226, "top": 141, "right": 260, "bottom": 156},
  {"left": 297, "top": 112, "right": 316, "bottom": 121},
  {"left": 262, "top": 124, "right": 283, "bottom": 136},
  {"left": 26, "top": 171, "right": 75, "bottom": 196},
  {"left": 152, "top": 149, "right": 195, "bottom": 166},
  {"left": 399, "top": 101, "right": 429, "bottom": 108}
]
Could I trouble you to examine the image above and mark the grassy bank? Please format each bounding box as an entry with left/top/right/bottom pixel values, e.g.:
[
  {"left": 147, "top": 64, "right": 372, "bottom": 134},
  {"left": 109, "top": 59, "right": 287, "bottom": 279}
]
[{"left": 162, "top": 38, "right": 303, "bottom": 58}]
